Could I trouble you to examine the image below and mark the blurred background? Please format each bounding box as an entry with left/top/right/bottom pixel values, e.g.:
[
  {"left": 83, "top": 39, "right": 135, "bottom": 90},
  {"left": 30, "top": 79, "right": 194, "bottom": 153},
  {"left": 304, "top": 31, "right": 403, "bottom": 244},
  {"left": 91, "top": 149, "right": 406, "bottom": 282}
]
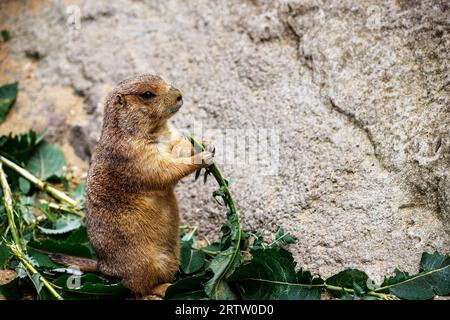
[{"left": 0, "top": 0, "right": 449, "bottom": 283}]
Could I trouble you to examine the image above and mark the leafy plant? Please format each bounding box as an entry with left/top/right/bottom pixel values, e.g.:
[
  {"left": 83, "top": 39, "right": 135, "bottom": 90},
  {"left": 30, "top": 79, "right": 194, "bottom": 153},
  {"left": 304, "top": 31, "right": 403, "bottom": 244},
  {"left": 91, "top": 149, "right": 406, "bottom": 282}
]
[
  {"left": 0, "top": 82, "right": 18, "bottom": 124},
  {"left": 0, "top": 130, "right": 118, "bottom": 300},
  {"left": 1, "top": 30, "right": 9, "bottom": 42},
  {"left": 188, "top": 136, "right": 242, "bottom": 299},
  {"left": 0, "top": 128, "right": 448, "bottom": 300}
]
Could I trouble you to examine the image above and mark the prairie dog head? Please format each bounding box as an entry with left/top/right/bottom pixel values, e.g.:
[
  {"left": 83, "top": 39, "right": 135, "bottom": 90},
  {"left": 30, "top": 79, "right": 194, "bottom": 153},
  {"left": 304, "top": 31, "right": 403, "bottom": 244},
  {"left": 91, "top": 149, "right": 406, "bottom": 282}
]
[{"left": 103, "top": 74, "right": 183, "bottom": 138}]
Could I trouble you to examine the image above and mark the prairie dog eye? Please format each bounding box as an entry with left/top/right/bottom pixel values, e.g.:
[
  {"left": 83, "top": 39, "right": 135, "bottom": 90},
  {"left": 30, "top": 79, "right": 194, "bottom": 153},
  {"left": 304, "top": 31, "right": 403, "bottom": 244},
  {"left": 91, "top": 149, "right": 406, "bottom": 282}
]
[{"left": 140, "top": 91, "right": 156, "bottom": 100}]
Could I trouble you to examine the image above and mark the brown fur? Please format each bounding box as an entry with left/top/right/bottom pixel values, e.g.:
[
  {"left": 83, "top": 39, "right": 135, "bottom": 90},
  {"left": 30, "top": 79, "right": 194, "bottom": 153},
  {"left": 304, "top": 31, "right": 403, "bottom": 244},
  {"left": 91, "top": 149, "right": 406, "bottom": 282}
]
[{"left": 86, "top": 74, "right": 213, "bottom": 296}]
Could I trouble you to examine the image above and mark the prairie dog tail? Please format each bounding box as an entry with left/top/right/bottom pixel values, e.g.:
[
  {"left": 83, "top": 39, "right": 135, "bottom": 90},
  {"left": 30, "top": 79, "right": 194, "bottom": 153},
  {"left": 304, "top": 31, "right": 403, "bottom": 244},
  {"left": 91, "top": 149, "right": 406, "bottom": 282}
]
[{"left": 49, "top": 254, "right": 98, "bottom": 272}]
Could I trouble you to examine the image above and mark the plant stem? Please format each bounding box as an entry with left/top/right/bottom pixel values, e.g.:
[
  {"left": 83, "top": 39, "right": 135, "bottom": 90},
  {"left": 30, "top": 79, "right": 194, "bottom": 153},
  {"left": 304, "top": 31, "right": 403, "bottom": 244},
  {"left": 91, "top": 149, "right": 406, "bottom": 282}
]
[
  {"left": 0, "top": 155, "right": 78, "bottom": 207},
  {"left": 188, "top": 136, "right": 240, "bottom": 221},
  {"left": 239, "top": 278, "right": 399, "bottom": 300},
  {"left": 268, "top": 233, "right": 289, "bottom": 247},
  {"left": 9, "top": 244, "right": 64, "bottom": 300},
  {"left": 0, "top": 162, "right": 21, "bottom": 248},
  {"left": 38, "top": 200, "right": 84, "bottom": 217},
  {"left": 188, "top": 135, "right": 242, "bottom": 299},
  {"left": 324, "top": 284, "right": 399, "bottom": 300},
  {"left": 1, "top": 163, "right": 64, "bottom": 300}
]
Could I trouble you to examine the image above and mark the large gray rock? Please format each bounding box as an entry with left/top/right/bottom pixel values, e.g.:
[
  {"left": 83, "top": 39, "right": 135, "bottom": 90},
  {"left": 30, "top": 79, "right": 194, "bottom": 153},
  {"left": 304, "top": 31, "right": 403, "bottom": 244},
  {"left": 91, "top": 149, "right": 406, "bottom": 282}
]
[{"left": 0, "top": 0, "right": 448, "bottom": 282}]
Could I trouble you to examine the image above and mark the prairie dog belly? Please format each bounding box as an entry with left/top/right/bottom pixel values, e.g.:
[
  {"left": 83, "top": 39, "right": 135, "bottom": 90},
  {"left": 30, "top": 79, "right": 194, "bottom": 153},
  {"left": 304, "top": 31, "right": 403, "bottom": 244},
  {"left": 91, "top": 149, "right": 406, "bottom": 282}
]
[{"left": 126, "top": 190, "right": 179, "bottom": 242}]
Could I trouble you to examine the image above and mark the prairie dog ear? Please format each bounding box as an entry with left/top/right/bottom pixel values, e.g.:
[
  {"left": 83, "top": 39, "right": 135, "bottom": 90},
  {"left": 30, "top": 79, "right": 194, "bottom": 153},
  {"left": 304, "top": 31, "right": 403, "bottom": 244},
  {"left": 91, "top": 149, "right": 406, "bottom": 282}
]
[{"left": 115, "top": 94, "right": 126, "bottom": 108}]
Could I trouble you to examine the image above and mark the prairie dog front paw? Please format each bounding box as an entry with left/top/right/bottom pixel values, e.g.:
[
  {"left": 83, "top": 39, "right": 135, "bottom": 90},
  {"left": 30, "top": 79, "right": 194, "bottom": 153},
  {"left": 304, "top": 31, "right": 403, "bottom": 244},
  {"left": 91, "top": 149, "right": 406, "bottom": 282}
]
[
  {"left": 202, "top": 140, "right": 216, "bottom": 155},
  {"left": 171, "top": 138, "right": 195, "bottom": 158},
  {"left": 190, "top": 150, "right": 214, "bottom": 167},
  {"left": 201, "top": 150, "right": 215, "bottom": 166}
]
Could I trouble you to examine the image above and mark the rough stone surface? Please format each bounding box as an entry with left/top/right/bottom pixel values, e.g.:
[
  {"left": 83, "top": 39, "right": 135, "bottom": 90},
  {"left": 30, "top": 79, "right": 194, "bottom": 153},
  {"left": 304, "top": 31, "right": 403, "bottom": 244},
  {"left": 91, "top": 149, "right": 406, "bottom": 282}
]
[{"left": 0, "top": 0, "right": 449, "bottom": 282}]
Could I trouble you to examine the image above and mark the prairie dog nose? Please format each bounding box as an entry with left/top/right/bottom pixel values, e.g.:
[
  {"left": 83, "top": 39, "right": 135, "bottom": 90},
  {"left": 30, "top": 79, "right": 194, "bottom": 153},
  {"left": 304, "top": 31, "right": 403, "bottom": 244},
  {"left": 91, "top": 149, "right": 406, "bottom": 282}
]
[{"left": 170, "top": 86, "right": 182, "bottom": 102}]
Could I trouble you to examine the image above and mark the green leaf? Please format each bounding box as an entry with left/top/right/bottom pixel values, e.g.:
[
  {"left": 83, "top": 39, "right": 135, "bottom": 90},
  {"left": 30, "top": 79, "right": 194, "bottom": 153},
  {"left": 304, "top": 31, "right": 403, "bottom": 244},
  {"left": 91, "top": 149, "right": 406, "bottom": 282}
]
[
  {"left": 381, "top": 268, "right": 409, "bottom": 287},
  {"left": 247, "top": 231, "right": 265, "bottom": 249},
  {"left": 0, "top": 82, "right": 18, "bottom": 124},
  {"left": 27, "top": 248, "right": 61, "bottom": 269},
  {"left": 326, "top": 269, "right": 369, "bottom": 297},
  {"left": 1, "top": 30, "right": 10, "bottom": 42},
  {"left": 27, "top": 140, "right": 66, "bottom": 180},
  {"left": 180, "top": 228, "right": 196, "bottom": 242},
  {"left": 380, "top": 251, "right": 450, "bottom": 300},
  {"left": 201, "top": 242, "right": 222, "bottom": 255},
  {"left": 0, "top": 277, "right": 21, "bottom": 300},
  {"left": 15, "top": 262, "right": 28, "bottom": 279},
  {"left": 68, "top": 282, "right": 129, "bottom": 296},
  {"left": 71, "top": 182, "right": 86, "bottom": 206},
  {"left": 212, "top": 187, "right": 226, "bottom": 206},
  {"left": 18, "top": 197, "right": 36, "bottom": 225},
  {"left": 180, "top": 240, "right": 205, "bottom": 274},
  {"left": 65, "top": 226, "right": 90, "bottom": 244},
  {"left": 30, "top": 273, "right": 44, "bottom": 294},
  {"left": 272, "top": 227, "right": 296, "bottom": 247},
  {"left": 165, "top": 275, "right": 208, "bottom": 300},
  {"left": 194, "top": 169, "right": 201, "bottom": 181},
  {"left": 229, "top": 247, "right": 321, "bottom": 300},
  {"left": 37, "top": 287, "right": 54, "bottom": 300},
  {"left": 33, "top": 202, "right": 58, "bottom": 224},
  {"left": 0, "top": 130, "right": 42, "bottom": 165},
  {"left": 38, "top": 216, "right": 82, "bottom": 235},
  {"left": 18, "top": 177, "right": 31, "bottom": 194},
  {"left": 338, "top": 292, "right": 356, "bottom": 300},
  {"left": 219, "top": 224, "right": 231, "bottom": 250},
  {"left": 203, "top": 219, "right": 243, "bottom": 300},
  {"left": 54, "top": 273, "right": 131, "bottom": 300},
  {"left": 421, "top": 251, "right": 450, "bottom": 271},
  {"left": 0, "top": 242, "right": 12, "bottom": 268},
  {"left": 204, "top": 248, "right": 242, "bottom": 300}
]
